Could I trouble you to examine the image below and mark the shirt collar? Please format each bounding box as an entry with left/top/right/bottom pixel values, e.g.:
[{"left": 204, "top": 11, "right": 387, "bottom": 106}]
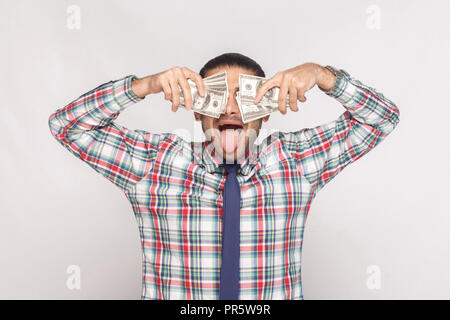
[{"left": 192, "top": 139, "right": 259, "bottom": 176}]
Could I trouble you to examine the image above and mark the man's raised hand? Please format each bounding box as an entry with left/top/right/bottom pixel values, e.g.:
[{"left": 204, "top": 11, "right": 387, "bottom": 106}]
[
  {"left": 253, "top": 63, "right": 336, "bottom": 115},
  {"left": 131, "top": 66, "right": 205, "bottom": 112}
]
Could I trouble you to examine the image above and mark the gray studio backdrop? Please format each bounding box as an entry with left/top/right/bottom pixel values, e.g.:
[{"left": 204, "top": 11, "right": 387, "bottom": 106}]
[{"left": 1, "top": 0, "right": 449, "bottom": 299}]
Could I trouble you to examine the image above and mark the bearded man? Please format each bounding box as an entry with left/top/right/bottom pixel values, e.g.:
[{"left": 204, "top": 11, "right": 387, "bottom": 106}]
[{"left": 48, "top": 52, "right": 400, "bottom": 300}]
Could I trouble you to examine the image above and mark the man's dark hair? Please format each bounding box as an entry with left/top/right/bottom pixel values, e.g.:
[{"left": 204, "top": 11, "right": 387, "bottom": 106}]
[{"left": 199, "top": 52, "right": 265, "bottom": 78}]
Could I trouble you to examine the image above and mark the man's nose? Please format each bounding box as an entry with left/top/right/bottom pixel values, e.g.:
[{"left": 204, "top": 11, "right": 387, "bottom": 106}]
[{"left": 225, "top": 92, "right": 241, "bottom": 116}]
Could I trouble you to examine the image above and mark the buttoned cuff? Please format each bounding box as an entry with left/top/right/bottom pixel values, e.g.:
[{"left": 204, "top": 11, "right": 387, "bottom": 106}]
[
  {"left": 319, "top": 67, "right": 359, "bottom": 107},
  {"left": 112, "top": 75, "right": 144, "bottom": 112}
]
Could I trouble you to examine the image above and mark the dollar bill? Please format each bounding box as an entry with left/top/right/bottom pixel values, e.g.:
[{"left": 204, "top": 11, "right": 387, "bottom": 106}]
[
  {"left": 179, "top": 71, "right": 228, "bottom": 118},
  {"left": 238, "top": 74, "right": 289, "bottom": 123}
]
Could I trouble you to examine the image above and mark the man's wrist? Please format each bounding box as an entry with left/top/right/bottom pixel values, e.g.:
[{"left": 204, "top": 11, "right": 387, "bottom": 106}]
[
  {"left": 131, "top": 75, "right": 153, "bottom": 99},
  {"left": 316, "top": 65, "right": 337, "bottom": 92}
]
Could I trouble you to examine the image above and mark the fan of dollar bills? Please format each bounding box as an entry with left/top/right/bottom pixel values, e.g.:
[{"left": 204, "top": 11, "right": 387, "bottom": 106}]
[{"left": 179, "top": 71, "right": 289, "bottom": 123}]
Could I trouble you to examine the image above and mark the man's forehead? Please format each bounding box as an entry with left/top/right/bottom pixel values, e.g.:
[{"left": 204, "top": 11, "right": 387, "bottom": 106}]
[{"left": 204, "top": 66, "right": 256, "bottom": 78}]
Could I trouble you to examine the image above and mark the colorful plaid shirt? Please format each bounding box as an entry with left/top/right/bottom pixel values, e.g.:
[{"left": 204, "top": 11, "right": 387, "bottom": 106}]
[{"left": 48, "top": 68, "right": 400, "bottom": 300}]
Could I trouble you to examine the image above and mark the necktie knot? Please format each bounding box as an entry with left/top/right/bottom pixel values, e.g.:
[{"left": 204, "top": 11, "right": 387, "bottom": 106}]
[{"left": 224, "top": 163, "right": 240, "bottom": 175}]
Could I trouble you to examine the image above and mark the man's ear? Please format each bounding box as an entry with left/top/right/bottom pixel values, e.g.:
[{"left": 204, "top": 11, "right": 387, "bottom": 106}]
[
  {"left": 194, "top": 112, "right": 201, "bottom": 122},
  {"left": 262, "top": 115, "right": 270, "bottom": 122}
]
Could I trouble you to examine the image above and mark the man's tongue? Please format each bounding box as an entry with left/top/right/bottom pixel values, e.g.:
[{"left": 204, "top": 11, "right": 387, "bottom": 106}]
[{"left": 221, "top": 129, "right": 240, "bottom": 153}]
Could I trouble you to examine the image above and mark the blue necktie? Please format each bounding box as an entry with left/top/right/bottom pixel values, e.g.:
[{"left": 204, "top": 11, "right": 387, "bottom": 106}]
[{"left": 219, "top": 163, "right": 241, "bottom": 300}]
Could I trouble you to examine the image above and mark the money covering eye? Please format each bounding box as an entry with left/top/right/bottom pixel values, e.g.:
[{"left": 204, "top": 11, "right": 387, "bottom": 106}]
[{"left": 181, "top": 72, "right": 285, "bottom": 123}]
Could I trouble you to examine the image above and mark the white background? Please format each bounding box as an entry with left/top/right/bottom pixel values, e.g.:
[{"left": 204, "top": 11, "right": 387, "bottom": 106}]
[{"left": 1, "top": 0, "right": 449, "bottom": 299}]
